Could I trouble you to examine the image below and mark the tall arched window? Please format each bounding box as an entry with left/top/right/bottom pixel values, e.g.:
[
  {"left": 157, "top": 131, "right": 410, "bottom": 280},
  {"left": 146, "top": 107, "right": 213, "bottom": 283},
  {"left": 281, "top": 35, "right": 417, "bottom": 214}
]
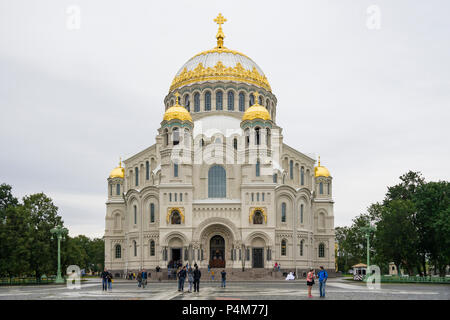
[
  {"left": 301, "top": 167, "right": 304, "bottom": 185},
  {"left": 133, "top": 205, "right": 137, "bottom": 224},
  {"left": 205, "top": 91, "right": 211, "bottom": 111},
  {"left": 327, "top": 183, "right": 330, "bottom": 195},
  {"left": 150, "top": 240, "right": 155, "bottom": 256},
  {"left": 116, "top": 184, "right": 120, "bottom": 196},
  {"left": 300, "top": 204, "right": 304, "bottom": 224},
  {"left": 233, "top": 138, "right": 238, "bottom": 150},
  {"left": 171, "top": 210, "right": 181, "bottom": 224},
  {"left": 164, "top": 128, "right": 169, "bottom": 146},
  {"left": 216, "top": 91, "right": 223, "bottom": 110},
  {"left": 289, "top": 160, "right": 293, "bottom": 179},
  {"left": 256, "top": 159, "right": 260, "bottom": 177},
  {"left": 173, "top": 127, "right": 179, "bottom": 145},
  {"left": 249, "top": 93, "right": 255, "bottom": 106},
  {"left": 174, "top": 163, "right": 179, "bottom": 177},
  {"left": 258, "top": 94, "right": 263, "bottom": 105},
  {"left": 194, "top": 93, "right": 200, "bottom": 112},
  {"left": 245, "top": 129, "right": 250, "bottom": 147},
  {"left": 150, "top": 203, "right": 155, "bottom": 223},
  {"left": 319, "top": 182, "right": 323, "bottom": 194},
  {"left": 273, "top": 173, "right": 278, "bottom": 183},
  {"left": 133, "top": 240, "right": 137, "bottom": 257},
  {"left": 255, "top": 127, "right": 261, "bottom": 145},
  {"left": 135, "top": 167, "right": 139, "bottom": 186},
  {"left": 227, "top": 91, "right": 234, "bottom": 110},
  {"left": 281, "top": 202, "right": 286, "bottom": 222},
  {"left": 115, "top": 244, "right": 121, "bottom": 259},
  {"left": 281, "top": 239, "right": 287, "bottom": 256},
  {"left": 239, "top": 92, "right": 245, "bottom": 111},
  {"left": 300, "top": 240, "right": 304, "bottom": 256},
  {"left": 184, "top": 94, "right": 190, "bottom": 112},
  {"left": 110, "top": 184, "right": 112, "bottom": 196},
  {"left": 208, "top": 165, "right": 226, "bottom": 198},
  {"left": 266, "top": 128, "right": 271, "bottom": 146},
  {"left": 146, "top": 161, "right": 150, "bottom": 180},
  {"left": 319, "top": 243, "right": 325, "bottom": 258}
]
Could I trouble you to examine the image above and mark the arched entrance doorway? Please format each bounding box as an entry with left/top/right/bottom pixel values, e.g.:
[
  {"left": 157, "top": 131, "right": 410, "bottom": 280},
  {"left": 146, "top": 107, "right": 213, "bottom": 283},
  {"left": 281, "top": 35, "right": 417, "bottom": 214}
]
[{"left": 210, "top": 235, "right": 225, "bottom": 268}]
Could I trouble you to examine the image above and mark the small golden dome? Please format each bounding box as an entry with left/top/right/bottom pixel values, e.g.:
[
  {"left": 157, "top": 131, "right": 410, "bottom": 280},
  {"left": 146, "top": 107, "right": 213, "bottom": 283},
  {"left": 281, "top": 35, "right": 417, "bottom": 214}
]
[
  {"left": 163, "top": 92, "right": 192, "bottom": 122},
  {"left": 314, "top": 156, "right": 331, "bottom": 178},
  {"left": 242, "top": 92, "right": 271, "bottom": 121},
  {"left": 109, "top": 159, "right": 124, "bottom": 179}
]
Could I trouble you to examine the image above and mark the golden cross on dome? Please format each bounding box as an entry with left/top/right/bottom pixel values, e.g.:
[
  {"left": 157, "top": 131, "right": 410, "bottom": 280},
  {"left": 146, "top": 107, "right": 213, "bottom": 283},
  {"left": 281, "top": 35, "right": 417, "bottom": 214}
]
[
  {"left": 253, "top": 91, "right": 260, "bottom": 105},
  {"left": 119, "top": 157, "right": 122, "bottom": 167},
  {"left": 318, "top": 155, "right": 321, "bottom": 166},
  {"left": 214, "top": 13, "right": 227, "bottom": 48},
  {"left": 174, "top": 91, "right": 180, "bottom": 104}
]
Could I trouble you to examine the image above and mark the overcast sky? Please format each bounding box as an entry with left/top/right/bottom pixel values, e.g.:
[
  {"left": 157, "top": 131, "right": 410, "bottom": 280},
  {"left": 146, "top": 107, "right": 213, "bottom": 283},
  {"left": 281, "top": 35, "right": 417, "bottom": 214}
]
[{"left": 1, "top": 0, "right": 449, "bottom": 238}]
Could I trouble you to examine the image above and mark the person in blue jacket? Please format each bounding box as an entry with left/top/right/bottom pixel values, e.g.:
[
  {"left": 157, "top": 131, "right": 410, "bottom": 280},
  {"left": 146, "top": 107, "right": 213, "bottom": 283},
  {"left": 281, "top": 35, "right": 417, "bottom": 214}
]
[{"left": 317, "top": 266, "right": 328, "bottom": 298}]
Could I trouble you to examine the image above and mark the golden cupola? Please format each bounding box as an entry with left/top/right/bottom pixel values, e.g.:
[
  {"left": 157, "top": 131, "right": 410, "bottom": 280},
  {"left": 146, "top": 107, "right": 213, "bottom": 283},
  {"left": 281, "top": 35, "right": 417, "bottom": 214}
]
[
  {"left": 109, "top": 159, "right": 125, "bottom": 179},
  {"left": 163, "top": 92, "right": 192, "bottom": 122},
  {"left": 242, "top": 92, "right": 271, "bottom": 121},
  {"left": 314, "top": 156, "right": 331, "bottom": 178},
  {"left": 170, "top": 13, "right": 271, "bottom": 92}
]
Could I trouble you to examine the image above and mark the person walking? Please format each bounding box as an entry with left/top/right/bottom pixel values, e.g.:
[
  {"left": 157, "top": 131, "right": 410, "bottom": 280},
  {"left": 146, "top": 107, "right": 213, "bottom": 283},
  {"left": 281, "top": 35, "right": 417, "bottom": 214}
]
[
  {"left": 141, "top": 268, "right": 148, "bottom": 289},
  {"left": 101, "top": 268, "right": 109, "bottom": 291},
  {"left": 306, "top": 268, "right": 315, "bottom": 298},
  {"left": 193, "top": 266, "right": 201, "bottom": 292},
  {"left": 221, "top": 270, "right": 226, "bottom": 288},
  {"left": 137, "top": 270, "right": 143, "bottom": 288},
  {"left": 211, "top": 270, "right": 215, "bottom": 281},
  {"left": 274, "top": 262, "right": 278, "bottom": 271},
  {"left": 317, "top": 266, "right": 328, "bottom": 298},
  {"left": 187, "top": 267, "right": 194, "bottom": 293},
  {"left": 106, "top": 271, "right": 113, "bottom": 291},
  {"left": 178, "top": 266, "right": 187, "bottom": 292}
]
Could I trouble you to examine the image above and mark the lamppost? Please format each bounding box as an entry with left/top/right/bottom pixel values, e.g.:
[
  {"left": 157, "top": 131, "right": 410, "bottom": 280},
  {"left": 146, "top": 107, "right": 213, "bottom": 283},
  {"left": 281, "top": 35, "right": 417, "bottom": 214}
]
[
  {"left": 50, "top": 225, "right": 68, "bottom": 283},
  {"left": 361, "top": 222, "right": 376, "bottom": 278}
]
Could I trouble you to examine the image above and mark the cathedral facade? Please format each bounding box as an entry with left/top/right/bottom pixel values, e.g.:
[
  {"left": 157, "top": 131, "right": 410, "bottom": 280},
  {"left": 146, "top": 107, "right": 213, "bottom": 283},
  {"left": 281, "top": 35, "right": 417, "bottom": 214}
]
[{"left": 104, "top": 14, "right": 335, "bottom": 276}]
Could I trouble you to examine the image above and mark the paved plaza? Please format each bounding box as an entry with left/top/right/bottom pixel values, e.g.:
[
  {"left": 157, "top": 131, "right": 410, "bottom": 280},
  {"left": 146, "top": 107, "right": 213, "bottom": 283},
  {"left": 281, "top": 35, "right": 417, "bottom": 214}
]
[{"left": 0, "top": 278, "right": 448, "bottom": 300}]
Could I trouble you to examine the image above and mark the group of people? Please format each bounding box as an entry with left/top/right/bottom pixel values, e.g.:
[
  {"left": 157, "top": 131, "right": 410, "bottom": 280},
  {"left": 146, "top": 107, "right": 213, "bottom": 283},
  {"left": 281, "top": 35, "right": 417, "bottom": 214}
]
[
  {"left": 135, "top": 269, "right": 148, "bottom": 288},
  {"left": 273, "top": 262, "right": 281, "bottom": 271},
  {"left": 176, "top": 263, "right": 202, "bottom": 293},
  {"left": 101, "top": 268, "right": 113, "bottom": 291},
  {"left": 306, "top": 266, "right": 328, "bottom": 298}
]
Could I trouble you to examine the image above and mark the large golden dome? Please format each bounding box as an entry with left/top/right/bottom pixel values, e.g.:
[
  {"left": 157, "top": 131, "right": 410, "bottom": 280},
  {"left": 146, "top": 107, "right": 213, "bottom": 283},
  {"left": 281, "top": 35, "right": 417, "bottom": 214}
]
[
  {"left": 242, "top": 92, "right": 271, "bottom": 121},
  {"left": 109, "top": 160, "right": 124, "bottom": 179},
  {"left": 170, "top": 14, "right": 271, "bottom": 92},
  {"left": 314, "top": 157, "right": 331, "bottom": 178},
  {"left": 163, "top": 92, "right": 192, "bottom": 122}
]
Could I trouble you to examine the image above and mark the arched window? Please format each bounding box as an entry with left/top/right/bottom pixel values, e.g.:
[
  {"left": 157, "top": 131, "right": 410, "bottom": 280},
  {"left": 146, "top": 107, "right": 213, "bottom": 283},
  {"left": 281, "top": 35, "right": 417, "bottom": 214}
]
[
  {"left": 200, "top": 138, "right": 204, "bottom": 148},
  {"left": 327, "top": 183, "right": 330, "bottom": 195},
  {"left": 319, "top": 182, "right": 323, "bottom": 194},
  {"left": 208, "top": 165, "right": 226, "bottom": 198},
  {"left": 245, "top": 129, "right": 250, "bottom": 147},
  {"left": 273, "top": 173, "right": 278, "bottom": 183},
  {"left": 255, "top": 127, "right": 261, "bottom": 145},
  {"left": 205, "top": 91, "right": 211, "bottom": 111},
  {"left": 133, "top": 240, "right": 137, "bottom": 257},
  {"left": 116, "top": 184, "right": 120, "bottom": 196},
  {"left": 281, "top": 202, "right": 286, "bottom": 222},
  {"left": 110, "top": 184, "right": 112, "bottom": 196},
  {"left": 135, "top": 167, "right": 139, "bottom": 186},
  {"left": 173, "top": 127, "right": 179, "bottom": 145},
  {"left": 174, "top": 163, "right": 178, "bottom": 177},
  {"left": 258, "top": 94, "right": 263, "bottom": 105},
  {"left": 227, "top": 91, "right": 234, "bottom": 110},
  {"left": 300, "top": 204, "right": 304, "bottom": 224},
  {"left": 253, "top": 210, "right": 264, "bottom": 224},
  {"left": 281, "top": 239, "right": 287, "bottom": 256},
  {"left": 233, "top": 138, "right": 238, "bottom": 150},
  {"left": 150, "top": 203, "right": 155, "bottom": 223},
  {"left": 266, "top": 128, "right": 271, "bottom": 146},
  {"left": 301, "top": 167, "right": 304, "bottom": 185},
  {"left": 256, "top": 193, "right": 260, "bottom": 201},
  {"left": 146, "top": 161, "right": 150, "bottom": 180},
  {"left": 256, "top": 159, "right": 260, "bottom": 177},
  {"left": 249, "top": 93, "right": 254, "bottom": 106},
  {"left": 133, "top": 205, "right": 137, "bottom": 224},
  {"left": 171, "top": 210, "right": 181, "bottom": 224},
  {"left": 319, "top": 243, "right": 325, "bottom": 258},
  {"left": 164, "top": 128, "right": 169, "bottom": 146},
  {"left": 239, "top": 92, "right": 245, "bottom": 111},
  {"left": 115, "top": 244, "right": 121, "bottom": 259},
  {"left": 150, "top": 240, "right": 155, "bottom": 256},
  {"left": 289, "top": 160, "right": 293, "bottom": 179},
  {"left": 300, "top": 240, "right": 304, "bottom": 256},
  {"left": 184, "top": 94, "right": 190, "bottom": 112},
  {"left": 216, "top": 91, "right": 223, "bottom": 110},
  {"left": 194, "top": 92, "right": 200, "bottom": 112}
]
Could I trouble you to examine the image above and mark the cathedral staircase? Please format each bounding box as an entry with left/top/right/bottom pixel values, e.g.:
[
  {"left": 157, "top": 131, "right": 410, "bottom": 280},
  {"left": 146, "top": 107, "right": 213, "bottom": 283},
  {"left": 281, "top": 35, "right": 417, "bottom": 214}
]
[{"left": 148, "top": 268, "right": 287, "bottom": 281}]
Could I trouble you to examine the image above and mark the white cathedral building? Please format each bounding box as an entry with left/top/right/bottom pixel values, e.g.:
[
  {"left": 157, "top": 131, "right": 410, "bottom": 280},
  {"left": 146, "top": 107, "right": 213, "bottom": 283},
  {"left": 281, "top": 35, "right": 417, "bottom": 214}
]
[{"left": 104, "top": 14, "right": 335, "bottom": 277}]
